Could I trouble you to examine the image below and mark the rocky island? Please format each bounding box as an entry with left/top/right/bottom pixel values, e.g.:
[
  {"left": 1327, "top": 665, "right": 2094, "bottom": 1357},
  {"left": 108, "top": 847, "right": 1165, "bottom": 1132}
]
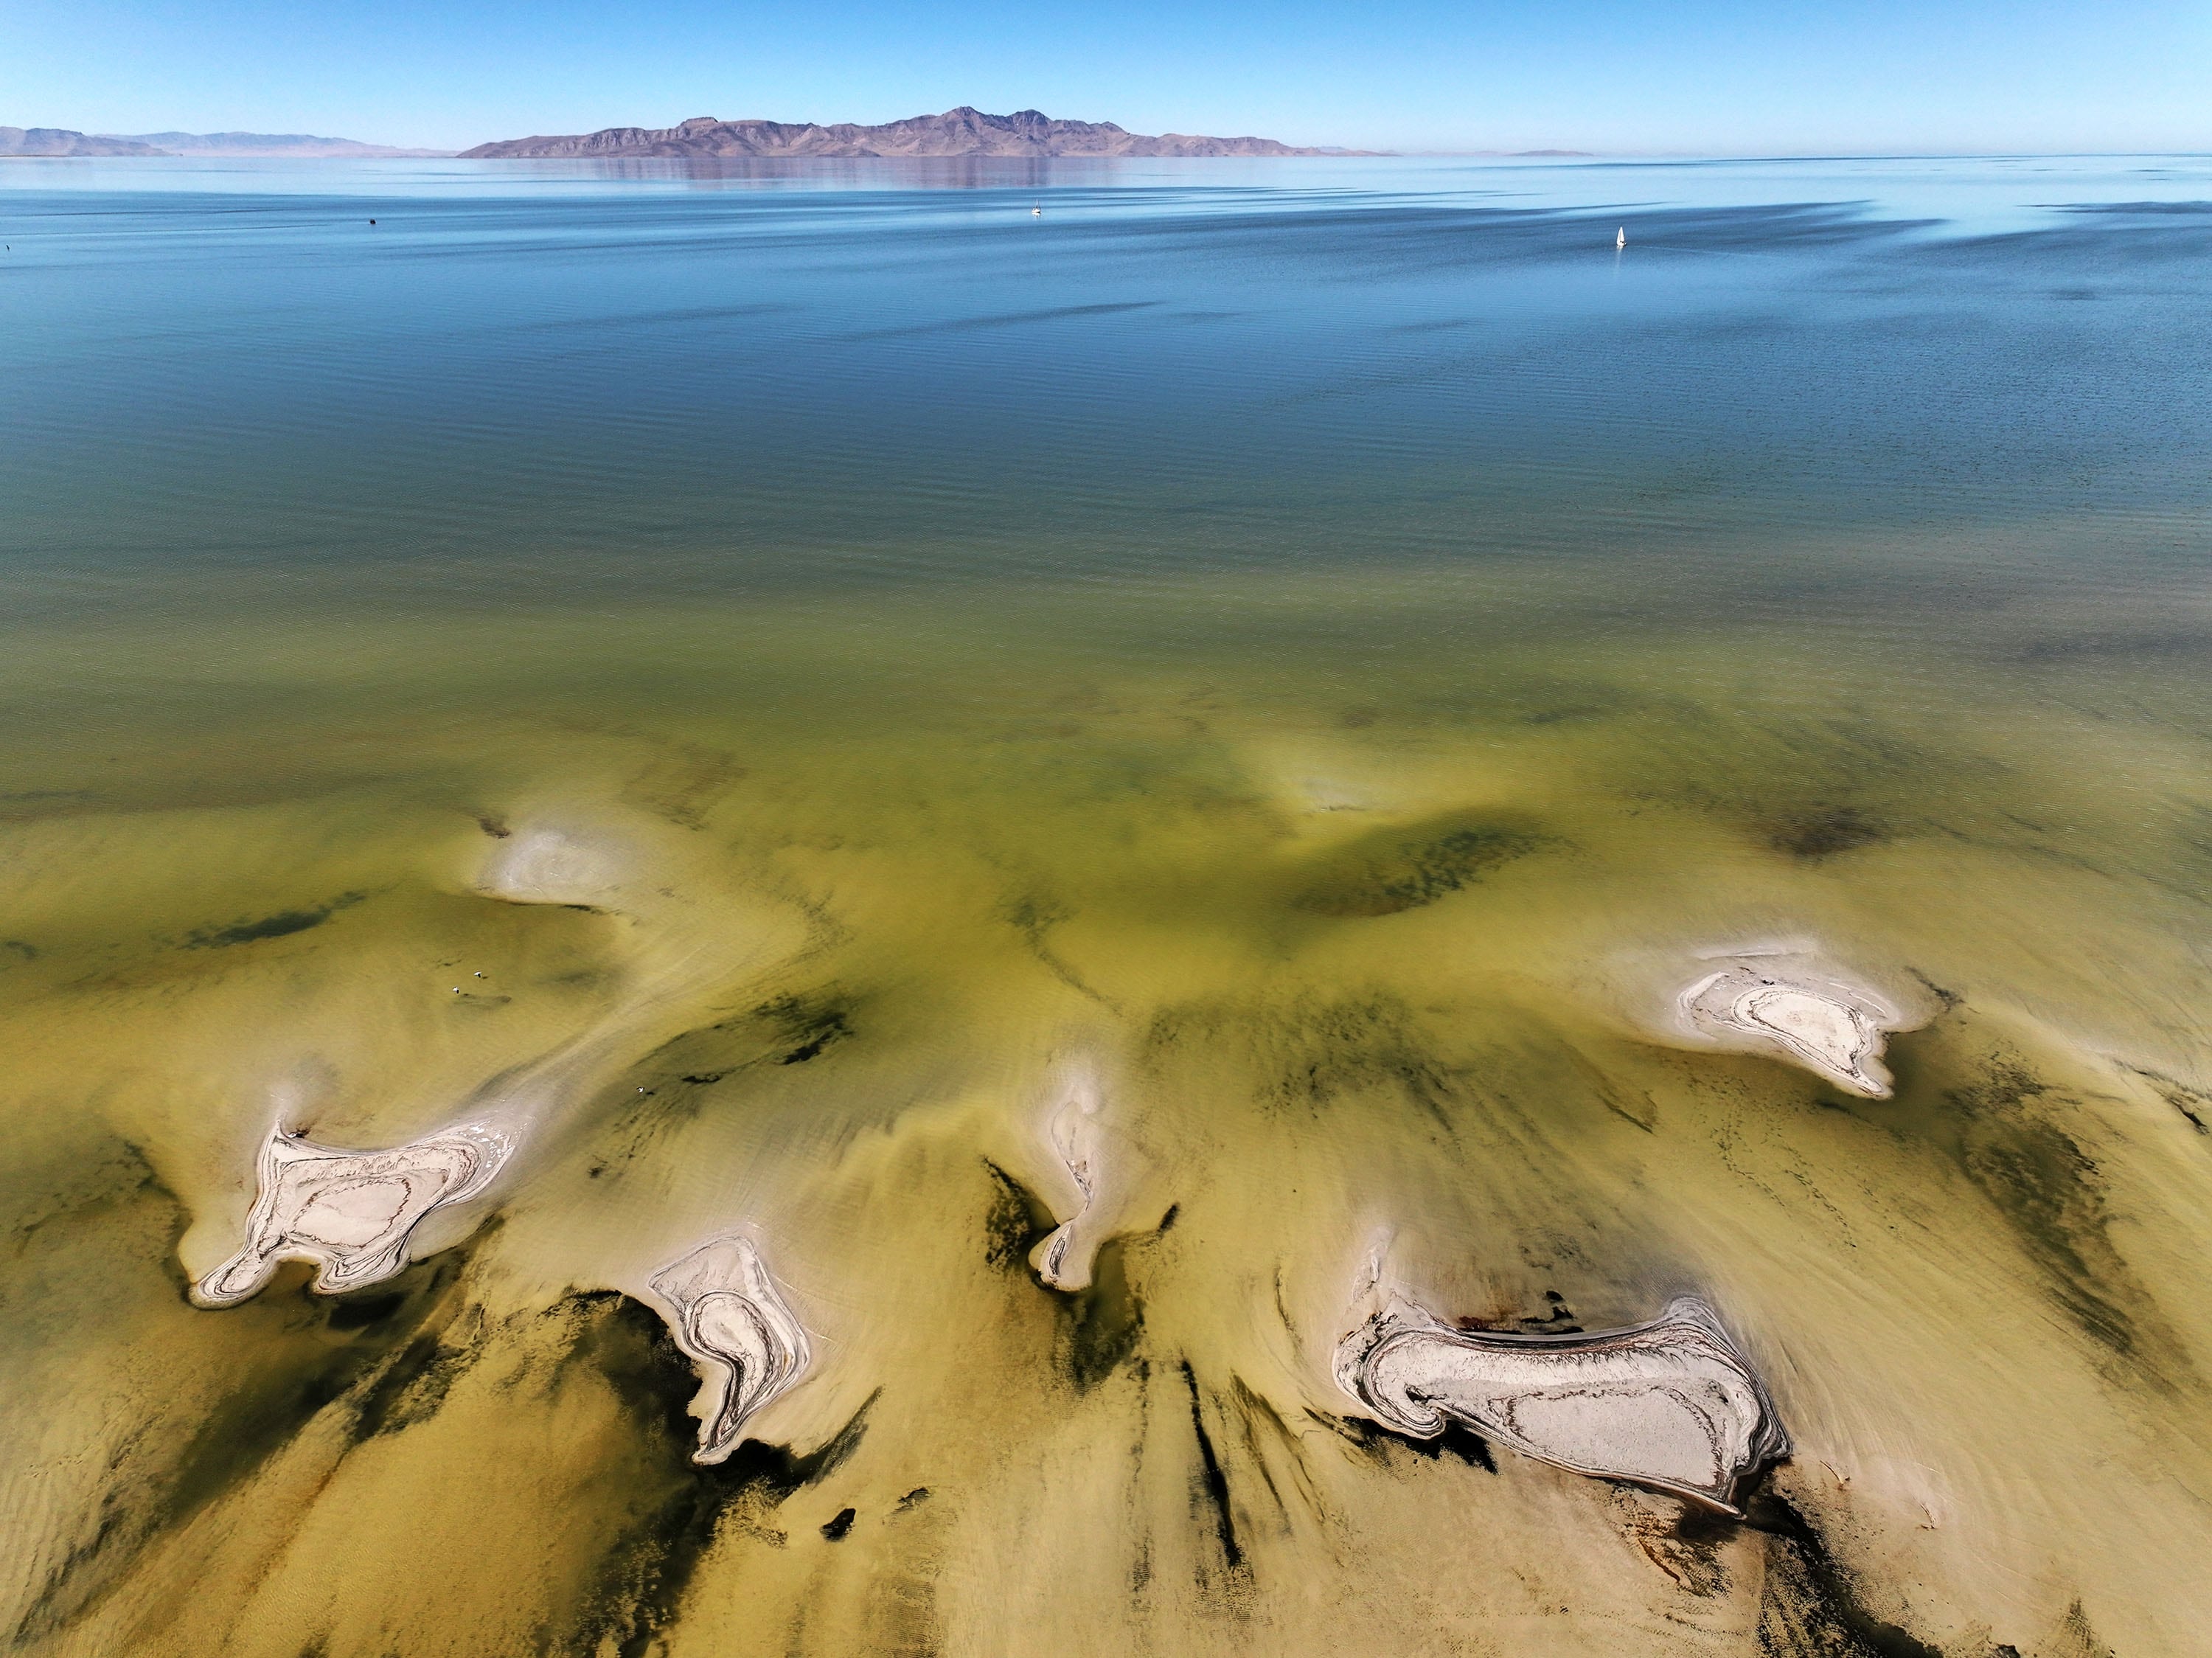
[{"left": 462, "top": 105, "right": 1338, "bottom": 159}]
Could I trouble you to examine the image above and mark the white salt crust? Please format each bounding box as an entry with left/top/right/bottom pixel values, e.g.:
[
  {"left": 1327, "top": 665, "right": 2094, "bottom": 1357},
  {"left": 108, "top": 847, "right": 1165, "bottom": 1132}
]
[
  {"left": 192, "top": 1123, "right": 509, "bottom": 1307},
  {"left": 1030, "top": 1069, "right": 1107, "bottom": 1291},
  {"left": 649, "top": 1235, "right": 813, "bottom": 1464},
  {"left": 1669, "top": 948, "right": 1916, "bottom": 1097},
  {"left": 1334, "top": 1293, "right": 1789, "bottom": 1514}
]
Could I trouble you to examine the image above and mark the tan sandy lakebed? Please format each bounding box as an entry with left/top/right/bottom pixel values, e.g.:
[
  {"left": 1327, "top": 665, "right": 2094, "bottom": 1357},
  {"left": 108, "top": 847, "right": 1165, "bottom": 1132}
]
[{"left": 1, "top": 563, "right": 2209, "bottom": 1657}]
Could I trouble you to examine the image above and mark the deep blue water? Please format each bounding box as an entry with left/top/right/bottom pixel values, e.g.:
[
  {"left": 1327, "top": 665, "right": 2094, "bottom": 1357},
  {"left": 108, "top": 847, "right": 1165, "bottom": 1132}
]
[{"left": 4, "top": 153, "right": 2208, "bottom": 622}]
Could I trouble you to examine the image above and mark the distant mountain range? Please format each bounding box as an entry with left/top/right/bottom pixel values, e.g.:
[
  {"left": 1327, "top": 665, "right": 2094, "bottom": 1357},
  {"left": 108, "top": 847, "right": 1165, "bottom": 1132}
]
[
  {"left": 1, "top": 127, "right": 167, "bottom": 156},
  {"left": 5, "top": 115, "right": 1590, "bottom": 167},
  {"left": 103, "top": 131, "right": 454, "bottom": 157},
  {"left": 0, "top": 126, "right": 451, "bottom": 158},
  {"left": 462, "top": 107, "right": 1350, "bottom": 159}
]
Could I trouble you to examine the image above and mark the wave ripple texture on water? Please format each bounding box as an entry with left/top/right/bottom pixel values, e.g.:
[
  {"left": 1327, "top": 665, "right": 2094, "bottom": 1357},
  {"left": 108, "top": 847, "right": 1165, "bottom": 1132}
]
[{"left": 1, "top": 154, "right": 2210, "bottom": 1657}]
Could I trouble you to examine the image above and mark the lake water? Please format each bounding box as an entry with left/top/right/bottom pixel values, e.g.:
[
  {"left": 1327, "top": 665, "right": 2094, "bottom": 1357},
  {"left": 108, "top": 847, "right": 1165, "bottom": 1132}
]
[{"left": 3, "top": 153, "right": 2210, "bottom": 1657}]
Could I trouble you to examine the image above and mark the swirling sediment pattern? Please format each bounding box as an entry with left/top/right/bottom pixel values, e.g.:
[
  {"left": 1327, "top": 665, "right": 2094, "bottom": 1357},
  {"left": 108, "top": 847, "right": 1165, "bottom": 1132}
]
[{"left": 2, "top": 155, "right": 2211, "bottom": 1657}]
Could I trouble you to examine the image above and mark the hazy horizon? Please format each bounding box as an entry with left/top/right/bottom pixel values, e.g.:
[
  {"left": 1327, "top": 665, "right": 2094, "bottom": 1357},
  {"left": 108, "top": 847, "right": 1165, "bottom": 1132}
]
[
  {"left": 15, "top": 124, "right": 2212, "bottom": 167},
  {"left": 6, "top": 0, "right": 2204, "bottom": 156}
]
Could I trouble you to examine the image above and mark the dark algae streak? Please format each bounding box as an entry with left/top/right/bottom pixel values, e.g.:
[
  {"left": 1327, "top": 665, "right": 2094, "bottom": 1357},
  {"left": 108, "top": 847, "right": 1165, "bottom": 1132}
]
[
  {"left": 1338, "top": 1412, "right": 1500, "bottom": 1475},
  {"left": 1178, "top": 1361, "right": 1245, "bottom": 1577},
  {"left": 1059, "top": 1237, "right": 1146, "bottom": 1391},
  {"left": 632, "top": 988, "right": 858, "bottom": 1106},
  {"left": 980, "top": 1159, "right": 1058, "bottom": 1274},
  {"left": 1766, "top": 803, "right": 1890, "bottom": 860},
  {"left": 559, "top": 1291, "right": 878, "bottom": 1658},
  {"left": 758, "top": 990, "right": 855, "bottom": 1064},
  {"left": 1294, "top": 818, "right": 1544, "bottom": 917},
  {"left": 182, "top": 890, "right": 366, "bottom": 948},
  {"left": 1942, "top": 1056, "right": 2174, "bottom": 1373},
  {"left": 13, "top": 1245, "right": 474, "bottom": 1647},
  {"left": 984, "top": 1158, "right": 1151, "bottom": 1390},
  {"left": 1743, "top": 1489, "right": 1943, "bottom": 1658}
]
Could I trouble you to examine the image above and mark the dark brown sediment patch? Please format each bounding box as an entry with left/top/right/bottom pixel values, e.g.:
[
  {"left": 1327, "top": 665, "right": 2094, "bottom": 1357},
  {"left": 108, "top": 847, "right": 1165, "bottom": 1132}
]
[
  {"left": 1454, "top": 1287, "right": 1585, "bottom": 1336},
  {"left": 181, "top": 891, "right": 366, "bottom": 948},
  {"left": 1292, "top": 816, "right": 1545, "bottom": 917},
  {"left": 1607, "top": 1488, "right": 1736, "bottom": 1596},
  {"left": 1002, "top": 889, "right": 1121, "bottom": 1009},
  {"left": 2121, "top": 1062, "right": 2212, "bottom": 1134},
  {"left": 0, "top": 787, "right": 101, "bottom": 824},
  {"left": 587, "top": 988, "right": 863, "bottom": 1172},
  {"left": 1147, "top": 990, "right": 1466, "bottom": 1131},
  {"left": 630, "top": 988, "right": 858, "bottom": 1098},
  {"left": 1224, "top": 1373, "right": 1336, "bottom": 1526},
  {"left": 1765, "top": 804, "right": 1890, "bottom": 860},
  {"left": 987, "top": 1147, "right": 1157, "bottom": 1387},
  {"left": 1908, "top": 1043, "right": 2191, "bottom": 1381},
  {"left": 1366, "top": 1419, "right": 1500, "bottom": 1474},
  {"left": 2045, "top": 1597, "right": 2118, "bottom": 1658},
  {"left": 1744, "top": 1488, "right": 1944, "bottom": 1658},
  {"left": 990, "top": 1093, "right": 1173, "bottom": 1325},
  {"left": 12, "top": 1221, "right": 479, "bottom": 1648},
  {"left": 1952, "top": 1078, "right": 2145, "bottom": 1361},
  {"left": 980, "top": 1159, "right": 1059, "bottom": 1274},
  {"left": 1906, "top": 968, "right": 1964, "bottom": 1013},
  {"left": 556, "top": 1290, "right": 877, "bottom": 1658},
  {"left": 343, "top": 1300, "right": 493, "bottom": 1442},
  {"left": 758, "top": 991, "right": 855, "bottom": 1065},
  {"left": 1057, "top": 1236, "right": 1146, "bottom": 1391},
  {"left": 621, "top": 738, "right": 747, "bottom": 830}
]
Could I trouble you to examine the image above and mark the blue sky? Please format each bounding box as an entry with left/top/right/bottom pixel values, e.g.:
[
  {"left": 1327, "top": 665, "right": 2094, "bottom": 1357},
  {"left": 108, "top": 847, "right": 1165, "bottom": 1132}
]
[{"left": 5, "top": 0, "right": 2206, "bottom": 154}]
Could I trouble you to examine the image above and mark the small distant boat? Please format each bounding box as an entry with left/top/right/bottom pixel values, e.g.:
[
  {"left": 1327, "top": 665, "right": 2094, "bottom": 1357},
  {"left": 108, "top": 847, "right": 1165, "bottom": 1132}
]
[
  {"left": 1616, "top": 226, "right": 1626, "bottom": 250},
  {"left": 1032, "top": 201, "right": 1042, "bottom": 217}
]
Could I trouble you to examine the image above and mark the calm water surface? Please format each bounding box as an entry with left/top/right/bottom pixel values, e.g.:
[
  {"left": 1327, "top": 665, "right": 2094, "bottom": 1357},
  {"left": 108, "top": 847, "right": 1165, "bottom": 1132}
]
[{"left": 2, "top": 156, "right": 2210, "bottom": 1657}]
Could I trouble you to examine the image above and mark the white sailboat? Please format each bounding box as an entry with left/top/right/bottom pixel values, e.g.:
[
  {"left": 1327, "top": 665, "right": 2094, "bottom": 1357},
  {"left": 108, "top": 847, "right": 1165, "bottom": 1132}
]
[{"left": 1616, "top": 225, "right": 1626, "bottom": 250}]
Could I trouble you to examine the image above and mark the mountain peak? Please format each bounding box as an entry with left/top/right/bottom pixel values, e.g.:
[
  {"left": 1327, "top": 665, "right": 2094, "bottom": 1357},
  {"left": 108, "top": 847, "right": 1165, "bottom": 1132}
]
[{"left": 462, "top": 108, "right": 1343, "bottom": 160}]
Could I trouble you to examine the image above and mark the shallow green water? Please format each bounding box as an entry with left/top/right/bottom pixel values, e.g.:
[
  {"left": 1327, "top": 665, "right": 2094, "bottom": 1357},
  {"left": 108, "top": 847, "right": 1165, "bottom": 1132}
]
[{"left": 2, "top": 154, "right": 2211, "bottom": 1657}]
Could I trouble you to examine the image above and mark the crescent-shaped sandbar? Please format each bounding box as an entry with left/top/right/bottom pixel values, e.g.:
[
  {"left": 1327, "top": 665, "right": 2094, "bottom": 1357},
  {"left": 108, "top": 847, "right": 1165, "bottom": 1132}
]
[{"left": 648, "top": 1235, "right": 813, "bottom": 1464}]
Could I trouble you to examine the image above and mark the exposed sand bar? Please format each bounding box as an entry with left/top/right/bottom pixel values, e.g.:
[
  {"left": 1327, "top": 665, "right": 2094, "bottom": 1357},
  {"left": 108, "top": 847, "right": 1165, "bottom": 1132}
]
[
  {"left": 178, "top": 810, "right": 808, "bottom": 1303},
  {"left": 1335, "top": 1293, "right": 1789, "bottom": 1513},
  {"left": 1671, "top": 951, "right": 1914, "bottom": 1097},
  {"left": 1029, "top": 1062, "right": 1117, "bottom": 1291},
  {"left": 192, "top": 1125, "right": 508, "bottom": 1305},
  {"left": 649, "top": 1235, "right": 814, "bottom": 1463}
]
